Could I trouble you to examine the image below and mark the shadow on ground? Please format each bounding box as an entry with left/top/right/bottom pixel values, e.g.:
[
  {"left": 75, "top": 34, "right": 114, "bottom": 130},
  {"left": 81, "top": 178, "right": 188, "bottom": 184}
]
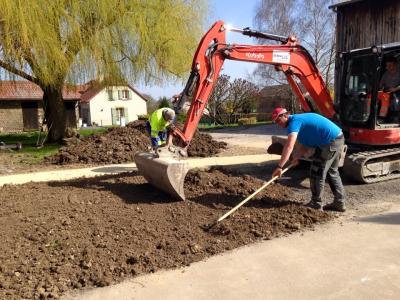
[
  {"left": 49, "top": 171, "right": 177, "bottom": 204},
  {"left": 91, "top": 166, "right": 136, "bottom": 173},
  {"left": 357, "top": 212, "right": 400, "bottom": 225}
]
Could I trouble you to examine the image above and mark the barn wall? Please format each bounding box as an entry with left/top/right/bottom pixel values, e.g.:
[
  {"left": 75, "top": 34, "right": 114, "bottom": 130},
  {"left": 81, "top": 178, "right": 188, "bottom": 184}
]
[{"left": 336, "top": 0, "right": 400, "bottom": 52}]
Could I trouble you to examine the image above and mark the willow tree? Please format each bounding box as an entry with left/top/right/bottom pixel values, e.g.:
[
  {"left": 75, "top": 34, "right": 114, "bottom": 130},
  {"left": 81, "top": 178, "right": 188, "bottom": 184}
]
[{"left": 0, "top": 0, "right": 206, "bottom": 141}]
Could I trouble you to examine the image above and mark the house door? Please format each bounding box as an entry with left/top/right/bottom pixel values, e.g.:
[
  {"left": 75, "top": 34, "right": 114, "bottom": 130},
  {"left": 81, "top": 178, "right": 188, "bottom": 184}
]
[
  {"left": 80, "top": 107, "right": 90, "bottom": 125},
  {"left": 111, "top": 107, "right": 129, "bottom": 126},
  {"left": 64, "top": 101, "right": 77, "bottom": 128},
  {"left": 21, "top": 101, "right": 39, "bottom": 131}
]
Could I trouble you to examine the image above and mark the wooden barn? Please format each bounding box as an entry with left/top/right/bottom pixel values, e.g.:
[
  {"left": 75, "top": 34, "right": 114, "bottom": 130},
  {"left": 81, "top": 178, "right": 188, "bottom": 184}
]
[
  {"left": 330, "top": 0, "right": 400, "bottom": 100},
  {"left": 330, "top": 0, "right": 400, "bottom": 52}
]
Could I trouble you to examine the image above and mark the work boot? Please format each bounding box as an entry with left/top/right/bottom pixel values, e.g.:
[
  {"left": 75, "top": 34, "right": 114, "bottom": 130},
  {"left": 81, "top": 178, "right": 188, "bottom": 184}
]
[
  {"left": 304, "top": 200, "right": 323, "bottom": 211},
  {"left": 323, "top": 201, "right": 346, "bottom": 212}
]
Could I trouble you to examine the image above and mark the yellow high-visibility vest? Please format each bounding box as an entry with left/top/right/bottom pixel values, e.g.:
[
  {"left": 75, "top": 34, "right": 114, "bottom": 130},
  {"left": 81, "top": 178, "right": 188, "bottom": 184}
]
[{"left": 149, "top": 108, "right": 173, "bottom": 137}]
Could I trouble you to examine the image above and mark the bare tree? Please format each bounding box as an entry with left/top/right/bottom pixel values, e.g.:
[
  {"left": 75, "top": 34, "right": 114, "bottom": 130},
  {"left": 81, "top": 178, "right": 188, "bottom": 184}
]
[
  {"left": 302, "top": 0, "right": 336, "bottom": 88},
  {"left": 225, "top": 78, "right": 260, "bottom": 123},
  {"left": 207, "top": 76, "right": 260, "bottom": 124},
  {"left": 253, "top": 0, "right": 302, "bottom": 85},
  {"left": 208, "top": 75, "right": 231, "bottom": 124},
  {"left": 253, "top": 0, "right": 336, "bottom": 88}
]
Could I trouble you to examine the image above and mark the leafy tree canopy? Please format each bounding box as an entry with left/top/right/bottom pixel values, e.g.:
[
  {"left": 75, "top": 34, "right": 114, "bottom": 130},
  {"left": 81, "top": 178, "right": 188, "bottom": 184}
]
[
  {"left": 0, "top": 0, "right": 207, "bottom": 140},
  {"left": 0, "top": 0, "right": 207, "bottom": 85}
]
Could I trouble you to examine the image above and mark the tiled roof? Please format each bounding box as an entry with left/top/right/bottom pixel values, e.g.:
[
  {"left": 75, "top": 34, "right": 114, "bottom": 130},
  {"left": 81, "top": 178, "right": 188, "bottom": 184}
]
[
  {"left": 79, "top": 83, "right": 148, "bottom": 103},
  {"left": 80, "top": 85, "right": 103, "bottom": 103},
  {"left": 0, "top": 80, "right": 148, "bottom": 102},
  {"left": 0, "top": 81, "right": 82, "bottom": 100}
]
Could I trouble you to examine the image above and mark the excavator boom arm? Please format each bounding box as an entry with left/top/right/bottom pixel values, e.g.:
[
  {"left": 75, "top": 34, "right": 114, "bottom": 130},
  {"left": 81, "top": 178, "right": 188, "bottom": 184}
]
[
  {"left": 134, "top": 20, "right": 337, "bottom": 201},
  {"left": 173, "top": 20, "right": 335, "bottom": 145}
]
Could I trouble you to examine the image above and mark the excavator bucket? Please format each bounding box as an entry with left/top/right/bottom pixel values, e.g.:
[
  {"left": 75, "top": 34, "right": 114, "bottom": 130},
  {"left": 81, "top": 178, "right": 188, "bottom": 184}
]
[
  {"left": 267, "top": 136, "right": 287, "bottom": 155},
  {"left": 267, "top": 141, "right": 284, "bottom": 155},
  {"left": 134, "top": 151, "right": 189, "bottom": 201}
]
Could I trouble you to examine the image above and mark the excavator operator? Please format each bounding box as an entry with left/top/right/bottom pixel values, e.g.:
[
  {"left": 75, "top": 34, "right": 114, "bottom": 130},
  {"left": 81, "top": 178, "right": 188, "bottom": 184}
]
[
  {"left": 271, "top": 107, "right": 346, "bottom": 212},
  {"left": 146, "top": 107, "right": 176, "bottom": 152},
  {"left": 379, "top": 56, "right": 400, "bottom": 122}
]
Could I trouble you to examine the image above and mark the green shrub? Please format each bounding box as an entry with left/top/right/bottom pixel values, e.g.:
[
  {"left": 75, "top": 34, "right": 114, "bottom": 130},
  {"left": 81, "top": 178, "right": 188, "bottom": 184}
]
[
  {"left": 158, "top": 97, "right": 171, "bottom": 108},
  {"left": 137, "top": 114, "right": 149, "bottom": 120},
  {"left": 238, "top": 117, "right": 257, "bottom": 125},
  {"left": 177, "top": 113, "right": 187, "bottom": 123}
]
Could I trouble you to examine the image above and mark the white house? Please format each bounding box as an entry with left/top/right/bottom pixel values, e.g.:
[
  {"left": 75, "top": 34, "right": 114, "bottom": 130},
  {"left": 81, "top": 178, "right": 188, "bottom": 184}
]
[{"left": 80, "top": 84, "right": 148, "bottom": 126}]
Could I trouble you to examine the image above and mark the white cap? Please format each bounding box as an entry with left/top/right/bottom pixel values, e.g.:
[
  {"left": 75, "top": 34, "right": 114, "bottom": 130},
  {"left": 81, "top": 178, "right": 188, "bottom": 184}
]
[{"left": 162, "top": 108, "right": 175, "bottom": 121}]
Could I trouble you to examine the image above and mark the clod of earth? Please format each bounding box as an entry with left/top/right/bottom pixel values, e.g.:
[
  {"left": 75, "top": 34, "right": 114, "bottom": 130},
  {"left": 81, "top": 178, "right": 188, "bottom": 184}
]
[{"left": 0, "top": 168, "right": 331, "bottom": 299}]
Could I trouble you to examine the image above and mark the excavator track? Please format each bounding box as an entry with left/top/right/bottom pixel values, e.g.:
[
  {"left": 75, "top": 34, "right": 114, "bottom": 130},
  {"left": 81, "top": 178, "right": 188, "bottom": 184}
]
[{"left": 343, "top": 147, "right": 400, "bottom": 183}]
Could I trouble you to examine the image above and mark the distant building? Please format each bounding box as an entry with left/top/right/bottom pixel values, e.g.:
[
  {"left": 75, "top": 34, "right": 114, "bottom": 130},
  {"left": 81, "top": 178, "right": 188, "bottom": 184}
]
[
  {"left": 79, "top": 83, "right": 147, "bottom": 127},
  {"left": 0, "top": 81, "right": 80, "bottom": 132},
  {"left": 0, "top": 81, "right": 147, "bottom": 132},
  {"left": 258, "top": 84, "right": 301, "bottom": 115}
]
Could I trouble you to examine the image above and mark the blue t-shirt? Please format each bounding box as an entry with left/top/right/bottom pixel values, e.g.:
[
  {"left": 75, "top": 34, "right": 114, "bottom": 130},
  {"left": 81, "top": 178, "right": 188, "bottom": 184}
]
[{"left": 287, "top": 113, "right": 341, "bottom": 147}]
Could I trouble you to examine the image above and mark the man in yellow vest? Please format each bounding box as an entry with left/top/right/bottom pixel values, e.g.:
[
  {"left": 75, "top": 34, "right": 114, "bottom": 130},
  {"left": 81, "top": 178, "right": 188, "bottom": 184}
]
[{"left": 146, "top": 107, "right": 176, "bottom": 151}]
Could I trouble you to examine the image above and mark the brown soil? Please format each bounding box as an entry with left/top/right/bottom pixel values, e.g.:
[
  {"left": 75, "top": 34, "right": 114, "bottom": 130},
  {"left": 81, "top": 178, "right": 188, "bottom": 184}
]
[
  {"left": 0, "top": 168, "right": 331, "bottom": 299},
  {"left": 46, "top": 121, "right": 227, "bottom": 165}
]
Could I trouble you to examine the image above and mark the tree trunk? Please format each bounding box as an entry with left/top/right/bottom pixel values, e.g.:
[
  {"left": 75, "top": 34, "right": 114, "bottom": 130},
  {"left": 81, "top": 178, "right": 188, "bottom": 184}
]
[{"left": 42, "top": 86, "right": 66, "bottom": 142}]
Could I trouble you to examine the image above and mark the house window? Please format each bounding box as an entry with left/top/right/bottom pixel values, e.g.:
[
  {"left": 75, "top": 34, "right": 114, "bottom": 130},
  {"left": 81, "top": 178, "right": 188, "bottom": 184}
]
[
  {"left": 118, "top": 89, "right": 131, "bottom": 100},
  {"left": 107, "top": 89, "right": 114, "bottom": 101}
]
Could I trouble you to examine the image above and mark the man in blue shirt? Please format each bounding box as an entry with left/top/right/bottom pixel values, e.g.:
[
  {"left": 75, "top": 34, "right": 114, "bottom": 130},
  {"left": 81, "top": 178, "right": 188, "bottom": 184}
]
[{"left": 271, "top": 107, "right": 346, "bottom": 212}]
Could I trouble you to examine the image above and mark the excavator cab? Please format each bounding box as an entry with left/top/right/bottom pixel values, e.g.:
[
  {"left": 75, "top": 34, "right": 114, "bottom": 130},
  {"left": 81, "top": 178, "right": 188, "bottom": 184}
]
[
  {"left": 337, "top": 44, "right": 400, "bottom": 138},
  {"left": 336, "top": 44, "right": 400, "bottom": 183},
  {"left": 338, "top": 51, "right": 378, "bottom": 126}
]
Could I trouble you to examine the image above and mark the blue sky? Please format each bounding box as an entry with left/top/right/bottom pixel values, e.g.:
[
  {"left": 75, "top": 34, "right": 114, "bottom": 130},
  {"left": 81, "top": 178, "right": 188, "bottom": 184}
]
[{"left": 137, "top": 0, "right": 260, "bottom": 99}]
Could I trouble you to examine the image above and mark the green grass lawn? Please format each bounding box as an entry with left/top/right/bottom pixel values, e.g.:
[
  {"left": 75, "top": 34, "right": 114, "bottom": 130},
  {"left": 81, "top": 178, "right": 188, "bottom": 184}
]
[{"left": 0, "top": 127, "right": 108, "bottom": 164}]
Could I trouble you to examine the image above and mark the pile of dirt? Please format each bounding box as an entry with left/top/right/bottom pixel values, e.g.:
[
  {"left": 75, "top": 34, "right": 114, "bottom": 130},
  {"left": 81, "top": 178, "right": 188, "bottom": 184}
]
[
  {"left": 46, "top": 121, "right": 227, "bottom": 165},
  {"left": 128, "top": 120, "right": 227, "bottom": 157},
  {"left": 46, "top": 126, "right": 149, "bottom": 165},
  {"left": 0, "top": 169, "right": 331, "bottom": 299}
]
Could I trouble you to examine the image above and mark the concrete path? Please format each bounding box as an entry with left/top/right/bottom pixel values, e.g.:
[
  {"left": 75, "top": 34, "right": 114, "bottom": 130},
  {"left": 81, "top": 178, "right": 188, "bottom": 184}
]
[
  {"left": 208, "top": 124, "right": 286, "bottom": 149},
  {"left": 0, "top": 154, "right": 279, "bottom": 186},
  {"left": 0, "top": 124, "right": 284, "bottom": 186},
  {"left": 63, "top": 204, "right": 400, "bottom": 300}
]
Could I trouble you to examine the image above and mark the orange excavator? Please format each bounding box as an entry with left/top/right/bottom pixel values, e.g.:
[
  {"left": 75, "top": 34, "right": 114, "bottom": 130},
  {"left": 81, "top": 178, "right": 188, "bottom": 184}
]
[{"left": 134, "top": 20, "right": 400, "bottom": 200}]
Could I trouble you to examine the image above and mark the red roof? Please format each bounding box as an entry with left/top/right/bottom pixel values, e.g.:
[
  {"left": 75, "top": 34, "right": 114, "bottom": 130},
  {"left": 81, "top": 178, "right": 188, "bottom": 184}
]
[
  {"left": 0, "top": 80, "right": 147, "bottom": 102},
  {"left": 79, "top": 83, "right": 148, "bottom": 103},
  {"left": 80, "top": 85, "right": 103, "bottom": 103},
  {"left": 0, "top": 81, "right": 83, "bottom": 101}
]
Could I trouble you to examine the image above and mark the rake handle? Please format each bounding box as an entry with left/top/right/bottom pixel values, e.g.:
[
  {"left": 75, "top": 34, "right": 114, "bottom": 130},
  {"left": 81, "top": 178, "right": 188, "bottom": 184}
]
[{"left": 217, "top": 165, "right": 293, "bottom": 223}]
